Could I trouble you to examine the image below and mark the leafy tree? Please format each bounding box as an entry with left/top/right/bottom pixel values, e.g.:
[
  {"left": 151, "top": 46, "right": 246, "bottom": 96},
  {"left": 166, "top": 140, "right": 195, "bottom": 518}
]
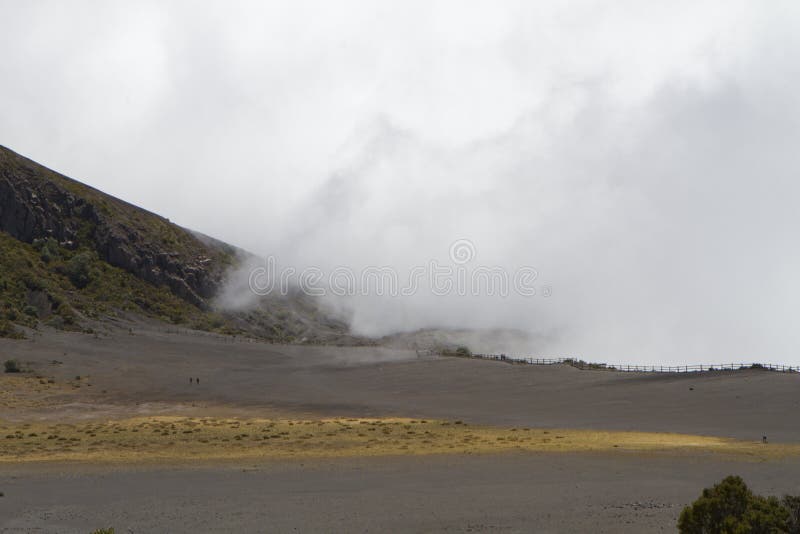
[{"left": 678, "top": 475, "right": 790, "bottom": 533}]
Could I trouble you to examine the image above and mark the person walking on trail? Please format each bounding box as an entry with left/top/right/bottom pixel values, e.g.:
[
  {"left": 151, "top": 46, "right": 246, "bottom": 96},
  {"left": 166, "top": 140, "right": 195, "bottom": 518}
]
[
  {"left": 196, "top": 377, "right": 200, "bottom": 385},
  {"left": 189, "top": 377, "right": 193, "bottom": 384}
]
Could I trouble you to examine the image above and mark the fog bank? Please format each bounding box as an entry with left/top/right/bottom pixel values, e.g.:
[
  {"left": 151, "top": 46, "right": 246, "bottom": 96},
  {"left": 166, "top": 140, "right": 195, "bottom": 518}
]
[{"left": 2, "top": 1, "right": 800, "bottom": 364}]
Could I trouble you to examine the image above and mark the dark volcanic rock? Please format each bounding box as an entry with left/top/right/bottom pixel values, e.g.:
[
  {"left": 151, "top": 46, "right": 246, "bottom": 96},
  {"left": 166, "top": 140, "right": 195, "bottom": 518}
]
[{"left": 0, "top": 145, "right": 232, "bottom": 308}]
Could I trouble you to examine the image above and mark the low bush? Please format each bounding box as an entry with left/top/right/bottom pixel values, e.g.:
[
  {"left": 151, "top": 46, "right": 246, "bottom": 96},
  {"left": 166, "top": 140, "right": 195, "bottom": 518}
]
[
  {"left": 64, "top": 251, "right": 94, "bottom": 289},
  {"left": 785, "top": 495, "right": 800, "bottom": 533},
  {"left": 679, "top": 475, "right": 800, "bottom": 533},
  {"left": 3, "top": 359, "right": 21, "bottom": 373},
  {"left": 0, "top": 320, "right": 23, "bottom": 339}
]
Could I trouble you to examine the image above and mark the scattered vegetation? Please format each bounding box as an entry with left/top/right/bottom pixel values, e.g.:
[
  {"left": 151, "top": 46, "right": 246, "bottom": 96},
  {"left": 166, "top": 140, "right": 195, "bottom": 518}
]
[
  {"left": 678, "top": 475, "right": 800, "bottom": 533},
  {"left": 2, "top": 417, "right": 798, "bottom": 464},
  {"left": 563, "top": 358, "right": 616, "bottom": 370},
  {"left": 0, "top": 147, "right": 250, "bottom": 338},
  {"left": 0, "top": 146, "right": 235, "bottom": 277},
  {"left": 90, "top": 529, "right": 114, "bottom": 534},
  {"left": 441, "top": 346, "right": 473, "bottom": 357},
  {"left": 0, "top": 231, "right": 322, "bottom": 342},
  {"left": 3, "top": 359, "right": 20, "bottom": 373},
  {"left": 0, "top": 231, "right": 237, "bottom": 336},
  {"left": 0, "top": 319, "right": 23, "bottom": 339},
  {"left": 0, "top": 147, "right": 358, "bottom": 343}
]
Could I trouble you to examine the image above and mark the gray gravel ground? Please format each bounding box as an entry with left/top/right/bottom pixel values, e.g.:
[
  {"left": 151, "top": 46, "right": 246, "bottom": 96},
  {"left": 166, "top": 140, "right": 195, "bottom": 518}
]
[{"left": 1, "top": 324, "right": 799, "bottom": 532}]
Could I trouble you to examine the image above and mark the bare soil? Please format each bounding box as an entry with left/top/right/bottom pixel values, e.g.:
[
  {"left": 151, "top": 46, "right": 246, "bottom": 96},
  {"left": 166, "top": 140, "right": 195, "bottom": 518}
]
[{"left": 1, "top": 322, "right": 799, "bottom": 532}]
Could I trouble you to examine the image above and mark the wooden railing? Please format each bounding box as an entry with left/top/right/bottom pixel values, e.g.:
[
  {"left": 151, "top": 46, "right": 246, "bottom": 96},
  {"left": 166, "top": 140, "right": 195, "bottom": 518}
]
[{"left": 462, "top": 353, "right": 800, "bottom": 374}]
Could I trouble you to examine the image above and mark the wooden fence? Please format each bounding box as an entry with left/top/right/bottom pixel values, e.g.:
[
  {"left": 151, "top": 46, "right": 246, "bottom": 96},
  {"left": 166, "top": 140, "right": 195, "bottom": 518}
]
[{"left": 466, "top": 353, "right": 800, "bottom": 374}]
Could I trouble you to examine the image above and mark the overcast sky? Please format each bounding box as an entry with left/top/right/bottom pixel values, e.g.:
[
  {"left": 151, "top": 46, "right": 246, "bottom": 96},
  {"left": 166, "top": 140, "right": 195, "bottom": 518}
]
[{"left": 2, "top": 1, "right": 800, "bottom": 364}]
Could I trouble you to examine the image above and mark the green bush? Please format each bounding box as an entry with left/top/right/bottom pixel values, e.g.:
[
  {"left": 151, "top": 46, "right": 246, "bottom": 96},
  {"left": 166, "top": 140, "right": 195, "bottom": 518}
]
[
  {"left": 90, "top": 529, "right": 114, "bottom": 534},
  {"left": 0, "top": 320, "right": 23, "bottom": 339},
  {"left": 65, "top": 251, "right": 94, "bottom": 289},
  {"left": 3, "top": 359, "right": 21, "bottom": 373},
  {"left": 35, "top": 237, "right": 61, "bottom": 264},
  {"left": 40, "top": 246, "right": 54, "bottom": 263},
  {"left": 56, "top": 303, "right": 77, "bottom": 325},
  {"left": 784, "top": 495, "right": 800, "bottom": 533},
  {"left": 678, "top": 475, "right": 792, "bottom": 533}
]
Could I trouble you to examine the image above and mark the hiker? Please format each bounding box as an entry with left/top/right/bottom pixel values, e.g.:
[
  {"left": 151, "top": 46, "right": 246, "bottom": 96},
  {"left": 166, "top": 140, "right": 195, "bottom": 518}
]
[
  {"left": 763, "top": 435, "right": 768, "bottom": 444},
  {"left": 196, "top": 377, "right": 200, "bottom": 385},
  {"left": 189, "top": 377, "right": 193, "bottom": 384}
]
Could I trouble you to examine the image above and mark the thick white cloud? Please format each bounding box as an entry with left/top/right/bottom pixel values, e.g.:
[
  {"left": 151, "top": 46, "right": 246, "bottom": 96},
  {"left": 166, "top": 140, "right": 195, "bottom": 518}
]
[{"left": 2, "top": 1, "right": 800, "bottom": 364}]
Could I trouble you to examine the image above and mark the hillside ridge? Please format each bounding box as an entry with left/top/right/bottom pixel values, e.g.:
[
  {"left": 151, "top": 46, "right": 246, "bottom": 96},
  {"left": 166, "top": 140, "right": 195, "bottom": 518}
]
[
  {"left": 0, "top": 145, "right": 232, "bottom": 308},
  {"left": 0, "top": 145, "right": 353, "bottom": 343}
]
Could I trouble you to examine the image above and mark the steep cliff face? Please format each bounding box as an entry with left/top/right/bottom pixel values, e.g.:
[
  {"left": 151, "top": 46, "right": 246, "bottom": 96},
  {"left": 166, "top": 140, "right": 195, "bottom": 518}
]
[{"left": 0, "top": 146, "right": 233, "bottom": 309}]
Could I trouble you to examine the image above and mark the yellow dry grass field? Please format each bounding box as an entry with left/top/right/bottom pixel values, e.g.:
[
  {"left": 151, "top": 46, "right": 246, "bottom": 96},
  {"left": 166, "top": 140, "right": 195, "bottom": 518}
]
[
  {"left": 3, "top": 374, "right": 797, "bottom": 464},
  {"left": 1, "top": 415, "right": 796, "bottom": 464}
]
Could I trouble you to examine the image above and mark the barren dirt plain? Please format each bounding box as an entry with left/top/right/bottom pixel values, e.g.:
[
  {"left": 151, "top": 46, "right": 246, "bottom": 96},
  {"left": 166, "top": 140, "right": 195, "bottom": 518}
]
[{"left": 1, "top": 321, "right": 799, "bottom": 532}]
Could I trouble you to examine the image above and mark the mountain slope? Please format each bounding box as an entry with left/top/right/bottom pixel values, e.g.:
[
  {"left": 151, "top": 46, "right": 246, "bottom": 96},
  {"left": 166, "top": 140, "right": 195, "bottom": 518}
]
[
  {"left": 0, "top": 145, "right": 352, "bottom": 342},
  {"left": 0, "top": 146, "right": 232, "bottom": 308}
]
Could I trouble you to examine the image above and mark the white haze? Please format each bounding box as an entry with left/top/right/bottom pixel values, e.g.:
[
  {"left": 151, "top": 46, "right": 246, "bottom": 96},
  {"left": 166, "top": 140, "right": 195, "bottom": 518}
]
[{"left": 2, "top": 1, "right": 800, "bottom": 365}]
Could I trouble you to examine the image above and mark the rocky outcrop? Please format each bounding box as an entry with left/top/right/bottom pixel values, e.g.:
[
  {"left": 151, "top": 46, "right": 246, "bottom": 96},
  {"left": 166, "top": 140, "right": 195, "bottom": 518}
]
[
  {"left": 0, "top": 166, "right": 81, "bottom": 244},
  {"left": 0, "top": 145, "right": 232, "bottom": 309}
]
